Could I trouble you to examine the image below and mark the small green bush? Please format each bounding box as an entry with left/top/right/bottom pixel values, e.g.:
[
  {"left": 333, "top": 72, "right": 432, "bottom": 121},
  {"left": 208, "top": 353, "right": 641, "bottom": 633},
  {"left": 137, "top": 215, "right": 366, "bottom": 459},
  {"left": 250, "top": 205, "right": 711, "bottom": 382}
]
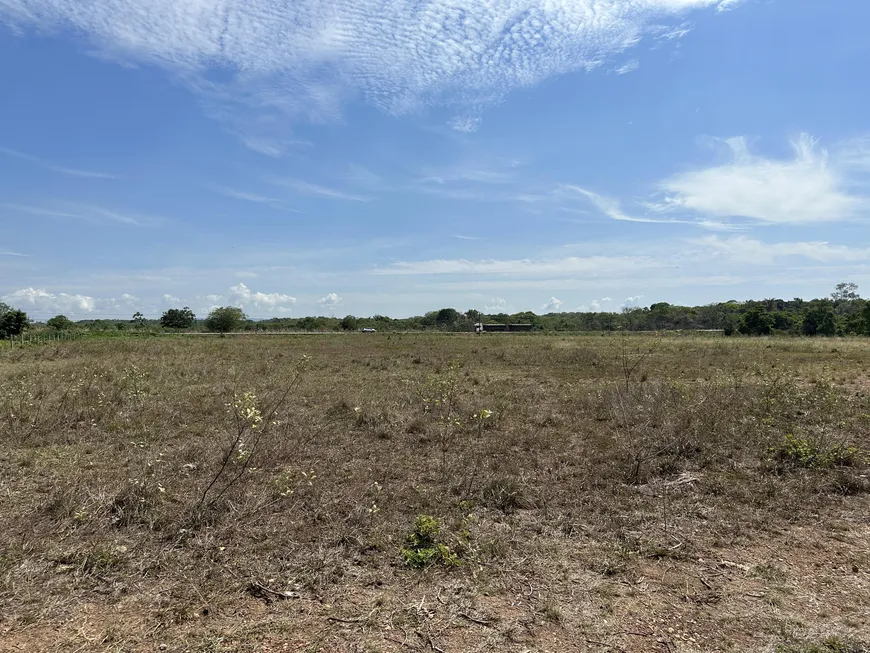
[
  {"left": 772, "top": 434, "right": 865, "bottom": 470},
  {"left": 400, "top": 515, "right": 460, "bottom": 568}
]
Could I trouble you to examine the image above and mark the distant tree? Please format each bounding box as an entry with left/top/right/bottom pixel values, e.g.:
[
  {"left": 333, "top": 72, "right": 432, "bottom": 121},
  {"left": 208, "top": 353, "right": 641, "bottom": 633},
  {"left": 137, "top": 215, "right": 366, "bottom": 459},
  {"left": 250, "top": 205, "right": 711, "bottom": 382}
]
[
  {"left": 832, "top": 282, "right": 860, "bottom": 301},
  {"left": 205, "top": 306, "right": 246, "bottom": 333},
  {"left": 420, "top": 311, "right": 438, "bottom": 328},
  {"left": 340, "top": 315, "right": 359, "bottom": 331},
  {"left": 722, "top": 314, "right": 739, "bottom": 337},
  {"left": 738, "top": 306, "right": 775, "bottom": 336},
  {"left": 863, "top": 302, "right": 870, "bottom": 336},
  {"left": 511, "top": 311, "right": 539, "bottom": 325},
  {"left": 466, "top": 309, "right": 483, "bottom": 323},
  {"left": 0, "top": 302, "right": 29, "bottom": 338},
  {"left": 160, "top": 307, "right": 196, "bottom": 330},
  {"left": 802, "top": 305, "right": 838, "bottom": 336},
  {"left": 297, "top": 316, "right": 320, "bottom": 331},
  {"left": 771, "top": 311, "right": 796, "bottom": 332},
  {"left": 46, "top": 315, "right": 75, "bottom": 331},
  {"left": 435, "top": 308, "right": 460, "bottom": 327},
  {"left": 131, "top": 311, "right": 147, "bottom": 327}
]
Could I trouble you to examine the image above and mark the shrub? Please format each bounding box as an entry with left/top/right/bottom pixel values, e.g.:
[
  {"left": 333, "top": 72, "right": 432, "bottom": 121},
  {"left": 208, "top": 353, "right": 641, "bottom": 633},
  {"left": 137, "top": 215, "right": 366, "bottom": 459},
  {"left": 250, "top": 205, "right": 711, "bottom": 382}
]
[
  {"left": 772, "top": 433, "right": 865, "bottom": 470},
  {"left": 205, "top": 306, "right": 246, "bottom": 333},
  {"left": 400, "top": 515, "right": 460, "bottom": 568}
]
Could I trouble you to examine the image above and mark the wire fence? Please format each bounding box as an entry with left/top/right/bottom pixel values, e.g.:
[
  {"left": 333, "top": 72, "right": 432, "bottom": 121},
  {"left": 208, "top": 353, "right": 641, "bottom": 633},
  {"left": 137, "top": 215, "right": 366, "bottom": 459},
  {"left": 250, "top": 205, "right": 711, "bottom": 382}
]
[{"left": 2, "top": 331, "right": 82, "bottom": 349}]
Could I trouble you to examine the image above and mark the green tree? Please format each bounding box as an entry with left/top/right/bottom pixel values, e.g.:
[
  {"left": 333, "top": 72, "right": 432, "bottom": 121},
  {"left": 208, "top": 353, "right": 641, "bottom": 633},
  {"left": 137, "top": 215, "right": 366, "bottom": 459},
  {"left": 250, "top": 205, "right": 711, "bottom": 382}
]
[
  {"left": 802, "top": 305, "right": 838, "bottom": 336},
  {"left": 435, "top": 308, "right": 460, "bottom": 327},
  {"left": 131, "top": 311, "right": 147, "bottom": 327},
  {"left": 205, "top": 306, "right": 247, "bottom": 333},
  {"left": 831, "top": 281, "right": 859, "bottom": 301},
  {"left": 0, "top": 302, "right": 30, "bottom": 338},
  {"left": 339, "top": 315, "right": 359, "bottom": 331},
  {"left": 738, "top": 306, "right": 775, "bottom": 336},
  {"left": 46, "top": 315, "right": 75, "bottom": 331},
  {"left": 862, "top": 301, "right": 870, "bottom": 336},
  {"left": 160, "top": 307, "right": 196, "bottom": 329}
]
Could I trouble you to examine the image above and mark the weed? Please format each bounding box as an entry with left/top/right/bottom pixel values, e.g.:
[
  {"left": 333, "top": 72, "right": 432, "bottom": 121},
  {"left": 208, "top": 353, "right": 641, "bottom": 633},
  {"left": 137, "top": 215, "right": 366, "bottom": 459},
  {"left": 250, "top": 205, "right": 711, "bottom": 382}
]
[
  {"left": 400, "top": 514, "right": 460, "bottom": 568},
  {"left": 772, "top": 433, "right": 865, "bottom": 470}
]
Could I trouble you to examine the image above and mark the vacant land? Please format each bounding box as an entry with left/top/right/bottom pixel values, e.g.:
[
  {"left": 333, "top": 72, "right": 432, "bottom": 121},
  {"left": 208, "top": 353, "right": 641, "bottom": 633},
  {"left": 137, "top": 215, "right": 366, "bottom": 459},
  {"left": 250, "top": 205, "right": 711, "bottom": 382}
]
[{"left": 1, "top": 334, "right": 869, "bottom": 653}]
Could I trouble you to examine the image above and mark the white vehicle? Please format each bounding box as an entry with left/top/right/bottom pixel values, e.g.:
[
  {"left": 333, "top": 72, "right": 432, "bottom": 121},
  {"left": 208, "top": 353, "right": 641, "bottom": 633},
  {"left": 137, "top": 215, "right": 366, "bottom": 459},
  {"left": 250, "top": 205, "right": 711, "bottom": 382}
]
[{"left": 361, "top": 328, "right": 377, "bottom": 333}]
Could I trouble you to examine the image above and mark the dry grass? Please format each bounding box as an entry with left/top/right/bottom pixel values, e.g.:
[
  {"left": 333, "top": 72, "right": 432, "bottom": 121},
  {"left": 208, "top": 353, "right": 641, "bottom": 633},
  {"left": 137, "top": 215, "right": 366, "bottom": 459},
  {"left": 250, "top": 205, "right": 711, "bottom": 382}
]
[{"left": 1, "top": 333, "right": 869, "bottom": 653}]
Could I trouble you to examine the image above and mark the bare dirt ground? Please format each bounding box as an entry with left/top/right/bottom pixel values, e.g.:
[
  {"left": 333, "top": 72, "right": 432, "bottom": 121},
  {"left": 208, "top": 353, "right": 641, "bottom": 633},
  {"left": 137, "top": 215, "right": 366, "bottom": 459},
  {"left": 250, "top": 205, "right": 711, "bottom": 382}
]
[{"left": 1, "top": 334, "right": 868, "bottom": 652}]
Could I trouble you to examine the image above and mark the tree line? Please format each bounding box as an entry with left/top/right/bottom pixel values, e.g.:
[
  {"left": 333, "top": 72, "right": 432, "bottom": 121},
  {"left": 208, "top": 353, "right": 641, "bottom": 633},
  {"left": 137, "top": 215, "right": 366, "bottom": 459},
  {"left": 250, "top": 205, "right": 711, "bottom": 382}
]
[{"left": 4, "top": 282, "right": 870, "bottom": 338}]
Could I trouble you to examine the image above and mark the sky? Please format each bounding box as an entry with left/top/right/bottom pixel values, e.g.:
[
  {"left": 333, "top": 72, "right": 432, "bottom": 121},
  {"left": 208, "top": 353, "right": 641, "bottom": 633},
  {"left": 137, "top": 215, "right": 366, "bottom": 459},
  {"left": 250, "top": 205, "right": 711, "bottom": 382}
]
[{"left": 1, "top": 0, "right": 869, "bottom": 320}]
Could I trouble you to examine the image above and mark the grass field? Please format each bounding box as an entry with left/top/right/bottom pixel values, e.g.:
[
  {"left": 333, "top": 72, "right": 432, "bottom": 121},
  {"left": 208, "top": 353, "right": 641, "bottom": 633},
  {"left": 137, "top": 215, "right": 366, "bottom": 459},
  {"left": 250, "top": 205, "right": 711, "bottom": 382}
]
[{"left": 1, "top": 333, "right": 869, "bottom": 653}]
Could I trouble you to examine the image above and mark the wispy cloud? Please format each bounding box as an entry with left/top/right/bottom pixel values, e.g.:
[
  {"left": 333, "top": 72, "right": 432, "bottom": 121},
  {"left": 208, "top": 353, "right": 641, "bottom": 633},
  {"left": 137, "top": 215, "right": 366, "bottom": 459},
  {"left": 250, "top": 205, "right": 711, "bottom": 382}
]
[
  {"left": 0, "top": 250, "right": 28, "bottom": 257},
  {"left": 0, "top": 201, "right": 160, "bottom": 226},
  {"left": 651, "top": 134, "right": 870, "bottom": 224},
  {"left": 374, "top": 255, "right": 660, "bottom": 277},
  {"left": 0, "top": 145, "right": 118, "bottom": 179},
  {"left": 615, "top": 60, "right": 640, "bottom": 75},
  {"left": 690, "top": 235, "right": 870, "bottom": 264},
  {"left": 563, "top": 186, "right": 738, "bottom": 230},
  {"left": 217, "top": 188, "right": 300, "bottom": 213},
  {"left": 271, "top": 178, "right": 371, "bottom": 202},
  {"left": 0, "top": 0, "right": 739, "bottom": 138}
]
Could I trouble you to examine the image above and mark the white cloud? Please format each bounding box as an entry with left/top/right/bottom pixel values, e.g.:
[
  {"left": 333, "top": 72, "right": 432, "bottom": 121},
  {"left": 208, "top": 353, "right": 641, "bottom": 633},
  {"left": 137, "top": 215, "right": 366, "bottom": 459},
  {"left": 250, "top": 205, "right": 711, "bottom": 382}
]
[
  {"left": 162, "top": 294, "right": 183, "bottom": 307},
  {"left": 623, "top": 295, "right": 645, "bottom": 307},
  {"left": 228, "top": 283, "right": 296, "bottom": 313},
  {"left": 3, "top": 288, "right": 97, "bottom": 315},
  {"left": 317, "top": 292, "right": 342, "bottom": 309},
  {"left": 615, "top": 60, "right": 639, "bottom": 75},
  {"left": 543, "top": 297, "right": 563, "bottom": 312},
  {"left": 0, "top": 0, "right": 737, "bottom": 138},
  {"left": 0, "top": 145, "right": 118, "bottom": 179},
  {"left": 485, "top": 298, "right": 514, "bottom": 314},
  {"left": 652, "top": 134, "right": 870, "bottom": 224}
]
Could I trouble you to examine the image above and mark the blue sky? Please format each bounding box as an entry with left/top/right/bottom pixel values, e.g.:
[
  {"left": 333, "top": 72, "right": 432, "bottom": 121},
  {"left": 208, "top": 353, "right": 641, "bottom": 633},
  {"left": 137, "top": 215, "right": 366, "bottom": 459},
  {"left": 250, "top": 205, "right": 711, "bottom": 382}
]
[{"left": 1, "top": 0, "right": 869, "bottom": 319}]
